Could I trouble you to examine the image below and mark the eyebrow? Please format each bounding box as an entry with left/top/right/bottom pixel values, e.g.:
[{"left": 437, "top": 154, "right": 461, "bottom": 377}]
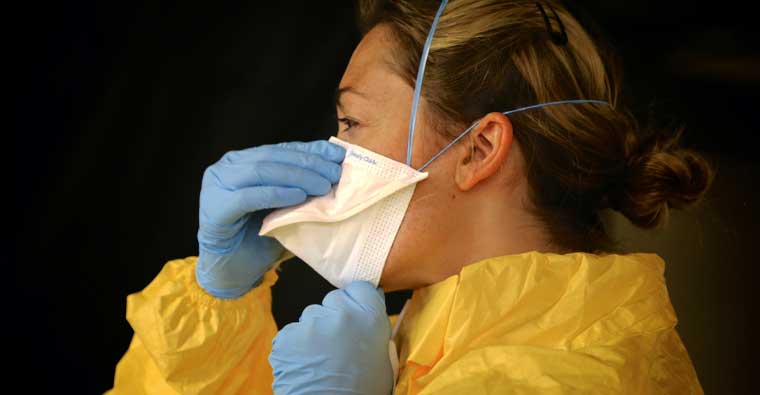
[{"left": 334, "top": 86, "right": 368, "bottom": 111}]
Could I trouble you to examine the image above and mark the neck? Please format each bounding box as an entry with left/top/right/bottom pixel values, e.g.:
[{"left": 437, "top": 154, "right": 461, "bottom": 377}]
[{"left": 430, "top": 179, "right": 557, "bottom": 284}]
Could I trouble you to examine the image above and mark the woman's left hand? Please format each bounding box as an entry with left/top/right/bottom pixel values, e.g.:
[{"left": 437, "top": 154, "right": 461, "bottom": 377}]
[{"left": 269, "top": 281, "right": 394, "bottom": 395}]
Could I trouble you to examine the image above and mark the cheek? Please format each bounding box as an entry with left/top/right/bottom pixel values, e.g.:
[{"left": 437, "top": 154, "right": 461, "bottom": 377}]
[
  {"left": 380, "top": 164, "right": 456, "bottom": 289},
  {"left": 394, "top": 188, "right": 436, "bottom": 252}
]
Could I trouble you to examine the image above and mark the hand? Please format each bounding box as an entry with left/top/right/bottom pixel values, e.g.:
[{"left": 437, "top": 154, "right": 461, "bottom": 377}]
[
  {"left": 269, "top": 281, "right": 393, "bottom": 395},
  {"left": 196, "top": 140, "right": 345, "bottom": 299}
]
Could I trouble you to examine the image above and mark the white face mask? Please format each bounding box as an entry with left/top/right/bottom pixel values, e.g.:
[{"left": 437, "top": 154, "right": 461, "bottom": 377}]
[{"left": 259, "top": 137, "right": 428, "bottom": 288}]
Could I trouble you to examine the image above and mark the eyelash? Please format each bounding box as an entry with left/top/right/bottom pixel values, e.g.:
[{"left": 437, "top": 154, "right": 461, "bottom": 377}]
[{"left": 337, "top": 117, "right": 358, "bottom": 133}]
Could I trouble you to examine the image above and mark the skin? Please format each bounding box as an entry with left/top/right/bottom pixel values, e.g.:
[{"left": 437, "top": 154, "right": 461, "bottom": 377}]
[{"left": 335, "top": 25, "right": 558, "bottom": 292}]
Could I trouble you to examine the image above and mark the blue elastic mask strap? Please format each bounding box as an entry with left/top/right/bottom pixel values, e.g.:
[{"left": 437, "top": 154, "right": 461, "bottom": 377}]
[
  {"left": 417, "top": 99, "right": 611, "bottom": 171},
  {"left": 406, "top": 0, "right": 449, "bottom": 166}
]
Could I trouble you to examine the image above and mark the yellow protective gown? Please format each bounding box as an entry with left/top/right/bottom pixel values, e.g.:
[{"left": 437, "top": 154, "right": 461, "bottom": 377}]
[{"left": 106, "top": 251, "right": 703, "bottom": 394}]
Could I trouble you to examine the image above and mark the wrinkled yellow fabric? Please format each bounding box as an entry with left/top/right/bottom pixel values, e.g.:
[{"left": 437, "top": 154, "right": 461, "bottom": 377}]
[
  {"left": 392, "top": 251, "right": 703, "bottom": 394},
  {"left": 106, "top": 255, "right": 283, "bottom": 395},
  {"left": 107, "top": 251, "right": 702, "bottom": 394}
]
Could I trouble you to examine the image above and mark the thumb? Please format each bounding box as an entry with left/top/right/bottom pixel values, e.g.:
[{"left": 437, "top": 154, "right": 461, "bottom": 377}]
[{"left": 343, "top": 280, "right": 386, "bottom": 313}]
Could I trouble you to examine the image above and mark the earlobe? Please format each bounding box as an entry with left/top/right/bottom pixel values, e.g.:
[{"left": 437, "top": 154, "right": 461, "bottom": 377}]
[{"left": 455, "top": 112, "right": 513, "bottom": 191}]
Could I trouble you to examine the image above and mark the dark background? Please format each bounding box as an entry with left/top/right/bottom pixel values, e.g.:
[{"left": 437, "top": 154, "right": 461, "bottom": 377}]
[{"left": 13, "top": 1, "right": 758, "bottom": 393}]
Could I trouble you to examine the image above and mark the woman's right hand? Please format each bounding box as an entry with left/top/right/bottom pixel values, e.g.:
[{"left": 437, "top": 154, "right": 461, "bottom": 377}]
[{"left": 196, "top": 140, "right": 346, "bottom": 299}]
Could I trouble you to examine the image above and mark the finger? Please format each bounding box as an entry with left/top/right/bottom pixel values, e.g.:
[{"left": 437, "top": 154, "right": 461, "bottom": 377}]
[
  {"left": 271, "top": 322, "right": 299, "bottom": 350},
  {"left": 227, "top": 140, "right": 345, "bottom": 163},
  {"left": 222, "top": 186, "right": 306, "bottom": 220},
  {"left": 256, "top": 162, "right": 333, "bottom": 194},
  {"left": 273, "top": 140, "right": 347, "bottom": 163},
  {"left": 321, "top": 282, "right": 385, "bottom": 315},
  {"left": 320, "top": 288, "right": 352, "bottom": 311},
  {"left": 222, "top": 141, "right": 345, "bottom": 180},
  {"left": 343, "top": 281, "right": 386, "bottom": 314},
  {"left": 216, "top": 162, "right": 333, "bottom": 195},
  {"left": 299, "top": 304, "right": 328, "bottom": 323},
  {"left": 222, "top": 149, "right": 342, "bottom": 184}
]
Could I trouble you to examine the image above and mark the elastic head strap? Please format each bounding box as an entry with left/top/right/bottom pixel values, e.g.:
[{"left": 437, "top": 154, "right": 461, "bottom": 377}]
[
  {"left": 417, "top": 99, "right": 611, "bottom": 171},
  {"left": 406, "top": 0, "right": 449, "bottom": 166},
  {"left": 405, "top": 0, "right": 610, "bottom": 172}
]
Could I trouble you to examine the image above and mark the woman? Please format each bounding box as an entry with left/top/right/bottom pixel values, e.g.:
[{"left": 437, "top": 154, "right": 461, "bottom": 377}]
[{"left": 108, "top": 0, "right": 711, "bottom": 393}]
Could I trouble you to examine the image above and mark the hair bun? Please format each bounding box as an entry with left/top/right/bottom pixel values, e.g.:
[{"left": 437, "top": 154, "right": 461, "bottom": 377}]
[{"left": 610, "top": 129, "right": 713, "bottom": 228}]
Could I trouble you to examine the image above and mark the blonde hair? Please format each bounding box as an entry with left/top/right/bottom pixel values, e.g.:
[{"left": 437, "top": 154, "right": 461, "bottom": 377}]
[{"left": 358, "top": 0, "right": 713, "bottom": 252}]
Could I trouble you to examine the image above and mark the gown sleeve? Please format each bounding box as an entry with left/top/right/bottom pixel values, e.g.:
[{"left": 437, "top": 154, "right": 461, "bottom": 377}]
[{"left": 105, "top": 253, "right": 292, "bottom": 395}]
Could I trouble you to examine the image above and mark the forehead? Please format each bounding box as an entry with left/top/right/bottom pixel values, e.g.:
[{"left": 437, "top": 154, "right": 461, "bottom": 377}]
[{"left": 339, "top": 26, "right": 408, "bottom": 96}]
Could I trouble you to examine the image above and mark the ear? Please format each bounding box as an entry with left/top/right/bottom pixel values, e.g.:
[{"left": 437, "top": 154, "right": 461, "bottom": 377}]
[{"left": 454, "top": 112, "right": 514, "bottom": 191}]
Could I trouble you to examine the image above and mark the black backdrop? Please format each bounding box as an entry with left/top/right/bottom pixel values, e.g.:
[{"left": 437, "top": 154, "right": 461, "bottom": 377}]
[{"left": 14, "top": 1, "right": 758, "bottom": 393}]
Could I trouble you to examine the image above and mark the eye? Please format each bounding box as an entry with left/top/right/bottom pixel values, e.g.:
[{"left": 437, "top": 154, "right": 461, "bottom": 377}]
[{"left": 337, "top": 117, "right": 359, "bottom": 133}]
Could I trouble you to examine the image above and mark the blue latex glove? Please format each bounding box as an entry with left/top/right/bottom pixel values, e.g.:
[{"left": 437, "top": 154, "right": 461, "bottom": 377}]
[
  {"left": 269, "top": 281, "right": 393, "bottom": 395},
  {"left": 196, "top": 140, "right": 346, "bottom": 299}
]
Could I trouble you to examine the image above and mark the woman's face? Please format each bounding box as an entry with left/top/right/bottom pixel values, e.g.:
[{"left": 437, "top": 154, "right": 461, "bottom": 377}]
[{"left": 335, "top": 25, "right": 468, "bottom": 291}]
